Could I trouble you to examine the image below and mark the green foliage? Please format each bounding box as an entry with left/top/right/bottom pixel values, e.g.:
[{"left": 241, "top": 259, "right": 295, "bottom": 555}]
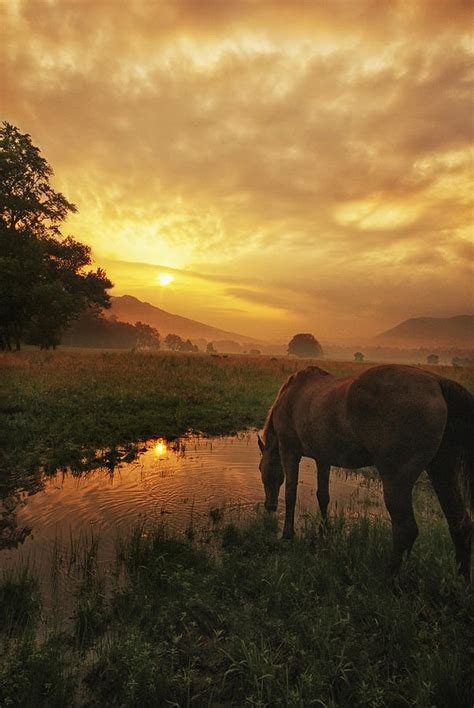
[
  {"left": 0, "top": 633, "right": 76, "bottom": 708},
  {"left": 0, "top": 122, "right": 112, "bottom": 350},
  {"left": 0, "top": 122, "right": 75, "bottom": 237},
  {"left": 0, "top": 568, "right": 40, "bottom": 633},
  {"left": 2, "top": 513, "right": 472, "bottom": 706}
]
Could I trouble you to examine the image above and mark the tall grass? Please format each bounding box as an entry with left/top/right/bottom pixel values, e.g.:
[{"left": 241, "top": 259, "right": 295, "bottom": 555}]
[{"left": 0, "top": 510, "right": 472, "bottom": 707}]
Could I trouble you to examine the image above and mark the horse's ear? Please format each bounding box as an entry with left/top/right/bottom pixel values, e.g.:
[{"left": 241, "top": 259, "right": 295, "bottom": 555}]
[{"left": 257, "top": 434, "right": 265, "bottom": 453}]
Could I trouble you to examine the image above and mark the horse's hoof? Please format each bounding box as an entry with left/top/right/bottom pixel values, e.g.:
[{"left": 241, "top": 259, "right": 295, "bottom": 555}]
[{"left": 281, "top": 531, "right": 294, "bottom": 541}]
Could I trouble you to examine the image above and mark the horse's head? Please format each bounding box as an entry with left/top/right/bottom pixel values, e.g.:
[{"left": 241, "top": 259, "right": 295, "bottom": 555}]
[{"left": 257, "top": 433, "right": 283, "bottom": 512}]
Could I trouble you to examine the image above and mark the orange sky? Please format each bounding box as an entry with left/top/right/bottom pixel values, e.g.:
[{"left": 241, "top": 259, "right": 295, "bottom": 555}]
[{"left": 2, "top": 0, "right": 473, "bottom": 342}]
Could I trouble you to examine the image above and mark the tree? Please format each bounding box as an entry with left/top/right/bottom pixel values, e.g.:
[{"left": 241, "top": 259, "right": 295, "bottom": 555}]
[
  {"left": 206, "top": 341, "right": 216, "bottom": 354},
  {"left": 164, "top": 333, "right": 183, "bottom": 351},
  {"left": 180, "top": 338, "right": 198, "bottom": 352},
  {"left": 62, "top": 309, "right": 144, "bottom": 349},
  {"left": 26, "top": 238, "right": 111, "bottom": 349},
  {"left": 212, "top": 340, "right": 242, "bottom": 354},
  {"left": 426, "top": 354, "right": 439, "bottom": 365},
  {"left": 135, "top": 321, "right": 160, "bottom": 349},
  {"left": 354, "top": 352, "right": 364, "bottom": 362},
  {"left": 0, "top": 122, "right": 112, "bottom": 349},
  {"left": 287, "top": 333, "right": 323, "bottom": 358},
  {"left": 0, "top": 122, "right": 76, "bottom": 238}
]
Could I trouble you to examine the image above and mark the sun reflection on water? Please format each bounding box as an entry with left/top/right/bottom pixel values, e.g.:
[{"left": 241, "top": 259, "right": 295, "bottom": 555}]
[{"left": 154, "top": 439, "right": 168, "bottom": 458}]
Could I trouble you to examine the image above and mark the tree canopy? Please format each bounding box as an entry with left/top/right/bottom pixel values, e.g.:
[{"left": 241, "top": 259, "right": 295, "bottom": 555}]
[
  {"left": 164, "top": 333, "right": 198, "bottom": 352},
  {"left": 287, "top": 333, "right": 323, "bottom": 358},
  {"left": 0, "top": 122, "right": 112, "bottom": 349},
  {"left": 62, "top": 311, "right": 161, "bottom": 350}
]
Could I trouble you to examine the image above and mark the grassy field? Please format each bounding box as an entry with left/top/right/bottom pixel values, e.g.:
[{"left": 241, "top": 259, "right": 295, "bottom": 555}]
[
  {"left": 1, "top": 351, "right": 473, "bottom": 706},
  {"left": 1, "top": 349, "right": 473, "bottom": 476}
]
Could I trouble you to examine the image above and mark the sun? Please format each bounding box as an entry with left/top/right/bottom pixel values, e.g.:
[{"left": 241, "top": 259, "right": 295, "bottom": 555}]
[{"left": 158, "top": 273, "right": 174, "bottom": 287}]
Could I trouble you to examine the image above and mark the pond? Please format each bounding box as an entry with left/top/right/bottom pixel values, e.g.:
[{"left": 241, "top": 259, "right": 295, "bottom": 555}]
[{"left": 0, "top": 432, "right": 383, "bottom": 578}]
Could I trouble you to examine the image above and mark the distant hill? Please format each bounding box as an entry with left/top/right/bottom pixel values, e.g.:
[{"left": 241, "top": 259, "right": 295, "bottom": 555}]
[
  {"left": 108, "top": 295, "right": 258, "bottom": 345},
  {"left": 375, "top": 315, "right": 474, "bottom": 347}
]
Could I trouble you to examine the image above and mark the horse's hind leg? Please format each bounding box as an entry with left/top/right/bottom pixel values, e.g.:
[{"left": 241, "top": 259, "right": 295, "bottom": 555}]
[
  {"left": 427, "top": 445, "right": 472, "bottom": 582},
  {"left": 316, "top": 461, "right": 330, "bottom": 522},
  {"left": 379, "top": 465, "right": 421, "bottom": 576}
]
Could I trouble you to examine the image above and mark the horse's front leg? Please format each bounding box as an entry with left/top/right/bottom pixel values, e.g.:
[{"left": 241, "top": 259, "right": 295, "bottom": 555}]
[
  {"left": 316, "top": 461, "right": 330, "bottom": 522},
  {"left": 280, "top": 444, "right": 301, "bottom": 540}
]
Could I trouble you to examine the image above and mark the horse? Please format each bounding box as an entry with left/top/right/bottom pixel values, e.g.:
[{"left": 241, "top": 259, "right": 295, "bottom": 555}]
[{"left": 258, "top": 364, "right": 473, "bottom": 581}]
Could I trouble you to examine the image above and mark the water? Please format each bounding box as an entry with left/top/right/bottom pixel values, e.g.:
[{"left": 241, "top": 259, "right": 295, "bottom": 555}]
[{"left": 0, "top": 432, "right": 383, "bottom": 576}]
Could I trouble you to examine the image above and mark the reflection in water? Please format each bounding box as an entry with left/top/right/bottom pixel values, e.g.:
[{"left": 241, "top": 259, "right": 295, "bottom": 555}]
[
  {"left": 0, "top": 493, "right": 32, "bottom": 549},
  {"left": 154, "top": 439, "right": 168, "bottom": 458},
  {"left": 0, "top": 432, "right": 383, "bottom": 575}
]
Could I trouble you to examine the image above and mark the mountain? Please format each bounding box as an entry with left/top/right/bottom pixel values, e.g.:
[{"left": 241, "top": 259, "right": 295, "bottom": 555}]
[
  {"left": 375, "top": 315, "right": 474, "bottom": 347},
  {"left": 108, "top": 295, "right": 258, "bottom": 345}
]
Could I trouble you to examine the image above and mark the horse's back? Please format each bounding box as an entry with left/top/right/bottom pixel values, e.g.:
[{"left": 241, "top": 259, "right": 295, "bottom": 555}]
[
  {"left": 274, "top": 370, "right": 369, "bottom": 466},
  {"left": 347, "top": 365, "right": 448, "bottom": 469}
]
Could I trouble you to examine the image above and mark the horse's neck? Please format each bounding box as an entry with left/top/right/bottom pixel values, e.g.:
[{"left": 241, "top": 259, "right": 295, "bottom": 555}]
[{"left": 264, "top": 413, "right": 278, "bottom": 450}]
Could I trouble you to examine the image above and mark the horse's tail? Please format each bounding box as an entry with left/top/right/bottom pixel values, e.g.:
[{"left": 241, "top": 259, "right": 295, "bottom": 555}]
[{"left": 438, "top": 377, "right": 474, "bottom": 511}]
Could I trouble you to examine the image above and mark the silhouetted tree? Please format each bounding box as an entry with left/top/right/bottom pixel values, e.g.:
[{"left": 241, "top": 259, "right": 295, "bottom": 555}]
[
  {"left": 426, "top": 354, "right": 439, "bottom": 365},
  {"left": 206, "top": 342, "right": 216, "bottom": 354},
  {"left": 26, "top": 238, "right": 111, "bottom": 349},
  {"left": 212, "top": 340, "right": 242, "bottom": 353},
  {"left": 354, "top": 352, "right": 364, "bottom": 362},
  {"left": 180, "top": 338, "right": 198, "bottom": 352},
  {"left": 62, "top": 309, "right": 146, "bottom": 349},
  {"left": 0, "top": 122, "right": 112, "bottom": 349},
  {"left": 288, "top": 333, "right": 323, "bottom": 358},
  {"left": 135, "top": 321, "right": 160, "bottom": 349},
  {"left": 164, "top": 333, "right": 183, "bottom": 351}
]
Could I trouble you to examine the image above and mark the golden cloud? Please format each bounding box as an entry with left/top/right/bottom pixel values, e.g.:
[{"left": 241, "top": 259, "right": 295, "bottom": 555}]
[{"left": 1, "top": 0, "right": 472, "bottom": 340}]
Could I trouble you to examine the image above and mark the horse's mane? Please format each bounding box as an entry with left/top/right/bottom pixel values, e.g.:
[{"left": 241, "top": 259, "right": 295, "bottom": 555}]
[{"left": 262, "top": 366, "right": 330, "bottom": 445}]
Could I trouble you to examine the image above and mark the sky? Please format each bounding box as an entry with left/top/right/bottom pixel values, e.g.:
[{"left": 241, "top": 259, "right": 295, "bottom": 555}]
[{"left": 1, "top": 0, "right": 473, "bottom": 342}]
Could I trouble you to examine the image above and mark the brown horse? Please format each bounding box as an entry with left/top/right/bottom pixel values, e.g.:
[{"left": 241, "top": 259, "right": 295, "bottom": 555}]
[{"left": 258, "top": 364, "right": 473, "bottom": 581}]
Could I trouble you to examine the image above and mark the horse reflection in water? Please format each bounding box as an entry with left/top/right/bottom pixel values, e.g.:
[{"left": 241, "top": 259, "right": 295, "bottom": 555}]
[{"left": 258, "top": 365, "right": 473, "bottom": 581}]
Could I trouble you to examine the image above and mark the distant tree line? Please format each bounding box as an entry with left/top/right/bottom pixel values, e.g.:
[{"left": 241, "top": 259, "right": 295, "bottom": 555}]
[
  {"left": 63, "top": 310, "right": 202, "bottom": 352},
  {"left": 0, "top": 122, "right": 112, "bottom": 350},
  {"left": 63, "top": 310, "right": 161, "bottom": 349},
  {"left": 452, "top": 356, "right": 474, "bottom": 368},
  {"left": 164, "top": 333, "right": 198, "bottom": 352}
]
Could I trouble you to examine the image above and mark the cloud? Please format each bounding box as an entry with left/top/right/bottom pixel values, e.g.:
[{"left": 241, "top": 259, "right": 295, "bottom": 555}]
[
  {"left": 225, "top": 286, "right": 307, "bottom": 315},
  {"left": 1, "top": 0, "right": 472, "bottom": 339}
]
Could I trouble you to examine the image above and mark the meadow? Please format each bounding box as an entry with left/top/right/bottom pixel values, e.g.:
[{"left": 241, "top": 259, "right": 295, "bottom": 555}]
[
  {"left": 0, "top": 351, "right": 473, "bottom": 706},
  {"left": 2, "top": 349, "right": 473, "bottom": 476}
]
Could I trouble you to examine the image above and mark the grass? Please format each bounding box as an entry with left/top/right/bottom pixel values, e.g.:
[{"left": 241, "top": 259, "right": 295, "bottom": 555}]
[
  {"left": 1, "top": 351, "right": 473, "bottom": 705},
  {"left": 0, "top": 350, "right": 295, "bottom": 477},
  {"left": 0, "top": 511, "right": 473, "bottom": 707},
  {"left": 1, "top": 350, "right": 473, "bottom": 479}
]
